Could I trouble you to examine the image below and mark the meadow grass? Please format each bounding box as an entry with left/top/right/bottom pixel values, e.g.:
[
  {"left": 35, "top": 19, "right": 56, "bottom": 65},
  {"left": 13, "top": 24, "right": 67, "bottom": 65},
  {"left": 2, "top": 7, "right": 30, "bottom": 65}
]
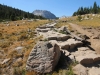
[
  {"left": 70, "top": 14, "right": 100, "bottom": 27},
  {"left": 0, "top": 20, "right": 49, "bottom": 75}
]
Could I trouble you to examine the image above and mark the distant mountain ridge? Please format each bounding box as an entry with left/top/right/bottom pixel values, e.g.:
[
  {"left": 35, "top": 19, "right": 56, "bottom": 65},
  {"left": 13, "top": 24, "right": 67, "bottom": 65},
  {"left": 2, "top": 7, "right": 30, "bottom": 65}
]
[{"left": 33, "top": 10, "right": 56, "bottom": 19}]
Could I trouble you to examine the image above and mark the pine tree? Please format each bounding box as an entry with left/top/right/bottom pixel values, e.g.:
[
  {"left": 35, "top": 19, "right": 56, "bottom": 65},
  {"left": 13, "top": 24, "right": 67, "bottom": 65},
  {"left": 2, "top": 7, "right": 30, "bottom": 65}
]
[
  {"left": 90, "top": 6, "right": 93, "bottom": 13},
  {"left": 73, "top": 12, "right": 77, "bottom": 16},
  {"left": 10, "top": 14, "right": 16, "bottom": 21},
  {"left": 93, "top": 1, "right": 98, "bottom": 14},
  {"left": 73, "top": 1, "right": 100, "bottom": 16}
]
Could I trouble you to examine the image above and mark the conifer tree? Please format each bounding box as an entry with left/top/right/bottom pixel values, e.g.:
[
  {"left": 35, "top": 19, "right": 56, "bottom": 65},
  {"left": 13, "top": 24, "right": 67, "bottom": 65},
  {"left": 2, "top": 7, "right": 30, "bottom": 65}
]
[
  {"left": 93, "top": 2, "right": 98, "bottom": 14},
  {"left": 0, "top": 4, "right": 45, "bottom": 21},
  {"left": 73, "top": 1, "right": 100, "bottom": 16}
]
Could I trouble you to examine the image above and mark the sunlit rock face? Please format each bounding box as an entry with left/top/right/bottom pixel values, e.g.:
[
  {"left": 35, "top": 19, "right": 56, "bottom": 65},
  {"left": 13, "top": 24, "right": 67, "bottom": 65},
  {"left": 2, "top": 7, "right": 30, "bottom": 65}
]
[{"left": 33, "top": 10, "right": 56, "bottom": 19}]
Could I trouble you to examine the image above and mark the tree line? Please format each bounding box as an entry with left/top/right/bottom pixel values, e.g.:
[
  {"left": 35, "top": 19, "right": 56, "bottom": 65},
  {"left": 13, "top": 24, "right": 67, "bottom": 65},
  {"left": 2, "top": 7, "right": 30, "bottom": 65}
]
[
  {"left": 0, "top": 4, "right": 45, "bottom": 21},
  {"left": 73, "top": 2, "right": 100, "bottom": 16}
]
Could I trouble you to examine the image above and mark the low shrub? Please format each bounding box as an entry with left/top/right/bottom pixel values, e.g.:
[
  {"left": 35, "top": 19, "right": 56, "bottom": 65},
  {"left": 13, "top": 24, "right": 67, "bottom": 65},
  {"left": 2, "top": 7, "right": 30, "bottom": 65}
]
[
  {"left": 13, "top": 67, "right": 26, "bottom": 75},
  {"left": 0, "top": 41, "right": 13, "bottom": 48}
]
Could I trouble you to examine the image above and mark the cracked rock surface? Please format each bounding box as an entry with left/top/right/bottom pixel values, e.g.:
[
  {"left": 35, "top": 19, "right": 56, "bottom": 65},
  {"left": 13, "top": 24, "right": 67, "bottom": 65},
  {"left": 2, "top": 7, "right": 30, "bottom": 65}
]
[{"left": 26, "top": 41, "right": 61, "bottom": 73}]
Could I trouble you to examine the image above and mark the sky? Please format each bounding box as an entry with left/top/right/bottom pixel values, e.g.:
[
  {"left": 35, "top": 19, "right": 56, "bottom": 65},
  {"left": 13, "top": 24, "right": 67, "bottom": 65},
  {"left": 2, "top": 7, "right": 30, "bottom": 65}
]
[{"left": 0, "top": 0, "right": 100, "bottom": 17}]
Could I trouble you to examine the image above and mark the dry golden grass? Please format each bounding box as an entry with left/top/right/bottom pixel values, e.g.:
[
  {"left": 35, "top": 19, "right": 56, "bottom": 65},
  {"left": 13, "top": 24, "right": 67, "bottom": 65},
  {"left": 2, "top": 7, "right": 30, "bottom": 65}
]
[
  {"left": 0, "top": 58, "right": 13, "bottom": 68},
  {"left": 0, "top": 19, "right": 76, "bottom": 75},
  {"left": 0, "top": 20, "right": 49, "bottom": 72},
  {"left": 0, "top": 40, "right": 13, "bottom": 48},
  {"left": 59, "top": 16, "right": 77, "bottom": 21},
  {"left": 55, "top": 21, "right": 69, "bottom": 28},
  {"left": 55, "top": 21, "right": 73, "bottom": 32},
  {"left": 0, "top": 20, "right": 49, "bottom": 34},
  {"left": 75, "top": 19, "right": 100, "bottom": 27},
  {"left": 26, "top": 71, "right": 38, "bottom": 75},
  {"left": 12, "top": 67, "right": 26, "bottom": 75},
  {"left": 70, "top": 14, "right": 100, "bottom": 27},
  {"left": 0, "top": 19, "right": 48, "bottom": 47},
  {"left": 59, "top": 14, "right": 100, "bottom": 27},
  {"left": 12, "top": 60, "right": 23, "bottom": 67}
]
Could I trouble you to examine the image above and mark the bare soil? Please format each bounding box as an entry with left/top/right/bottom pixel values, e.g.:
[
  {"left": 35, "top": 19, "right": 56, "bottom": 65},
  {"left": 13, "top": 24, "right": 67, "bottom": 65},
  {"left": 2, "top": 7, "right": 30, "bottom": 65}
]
[{"left": 69, "top": 23, "right": 100, "bottom": 54}]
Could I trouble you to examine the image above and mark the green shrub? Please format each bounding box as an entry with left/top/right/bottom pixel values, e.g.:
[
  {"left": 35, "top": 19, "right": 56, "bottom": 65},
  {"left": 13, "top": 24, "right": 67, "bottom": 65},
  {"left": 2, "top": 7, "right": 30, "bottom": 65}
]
[
  {"left": 13, "top": 67, "right": 26, "bottom": 75},
  {"left": 59, "top": 31, "right": 66, "bottom": 34},
  {"left": 67, "top": 64, "right": 74, "bottom": 75},
  {"left": 77, "top": 15, "right": 82, "bottom": 22}
]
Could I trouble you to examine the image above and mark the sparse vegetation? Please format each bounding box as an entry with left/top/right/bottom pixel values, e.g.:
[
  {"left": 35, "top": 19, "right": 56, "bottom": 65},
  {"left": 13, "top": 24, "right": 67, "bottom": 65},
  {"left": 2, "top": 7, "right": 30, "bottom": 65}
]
[
  {"left": 55, "top": 21, "right": 67, "bottom": 28},
  {"left": 59, "top": 30, "right": 66, "bottom": 34},
  {"left": 71, "top": 14, "right": 100, "bottom": 27},
  {"left": 0, "top": 20, "right": 49, "bottom": 75},
  {"left": 77, "top": 15, "right": 82, "bottom": 22},
  {"left": 0, "top": 41, "right": 13, "bottom": 48},
  {"left": 13, "top": 67, "right": 26, "bottom": 75},
  {"left": 44, "top": 38, "right": 48, "bottom": 41}
]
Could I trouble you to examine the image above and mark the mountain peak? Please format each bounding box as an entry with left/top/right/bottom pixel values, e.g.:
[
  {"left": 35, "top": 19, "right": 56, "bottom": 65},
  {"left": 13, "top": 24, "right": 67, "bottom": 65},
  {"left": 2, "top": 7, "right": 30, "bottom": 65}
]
[{"left": 33, "top": 10, "right": 56, "bottom": 19}]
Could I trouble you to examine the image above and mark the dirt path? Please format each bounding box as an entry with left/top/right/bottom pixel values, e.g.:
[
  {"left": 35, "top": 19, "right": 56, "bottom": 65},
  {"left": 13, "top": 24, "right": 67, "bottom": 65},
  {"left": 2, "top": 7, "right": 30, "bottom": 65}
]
[
  {"left": 69, "top": 23, "right": 93, "bottom": 37},
  {"left": 69, "top": 23, "right": 100, "bottom": 54}
]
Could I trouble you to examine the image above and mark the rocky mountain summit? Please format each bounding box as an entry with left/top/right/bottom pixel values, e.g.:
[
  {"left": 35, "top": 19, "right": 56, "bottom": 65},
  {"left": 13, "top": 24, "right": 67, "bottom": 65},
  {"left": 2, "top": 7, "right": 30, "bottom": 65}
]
[{"left": 33, "top": 10, "right": 56, "bottom": 19}]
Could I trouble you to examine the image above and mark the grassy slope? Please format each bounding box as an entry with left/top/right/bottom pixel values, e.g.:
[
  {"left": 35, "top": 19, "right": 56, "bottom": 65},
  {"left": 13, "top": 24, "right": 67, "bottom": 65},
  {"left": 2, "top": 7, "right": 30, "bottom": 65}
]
[
  {"left": 69, "top": 14, "right": 100, "bottom": 27},
  {"left": 2, "top": 15, "right": 100, "bottom": 74},
  {"left": 0, "top": 20, "right": 49, "bottom": 74}
]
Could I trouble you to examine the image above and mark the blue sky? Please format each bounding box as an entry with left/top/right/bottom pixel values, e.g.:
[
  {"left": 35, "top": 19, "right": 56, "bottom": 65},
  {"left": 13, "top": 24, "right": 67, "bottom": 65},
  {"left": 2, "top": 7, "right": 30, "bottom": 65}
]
[{"left": 0, "top": 0, "right": 100, "bottom": 17}]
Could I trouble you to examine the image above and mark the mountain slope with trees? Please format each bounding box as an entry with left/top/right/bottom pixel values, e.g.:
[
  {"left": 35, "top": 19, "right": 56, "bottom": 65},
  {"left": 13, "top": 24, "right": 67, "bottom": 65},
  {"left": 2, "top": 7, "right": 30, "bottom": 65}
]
[
  {"left": 0, "top": 4, "right": 44, "bottom": 21},
  {"left": 73, "top": 2, "right": 100, "bottom": 16}
]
